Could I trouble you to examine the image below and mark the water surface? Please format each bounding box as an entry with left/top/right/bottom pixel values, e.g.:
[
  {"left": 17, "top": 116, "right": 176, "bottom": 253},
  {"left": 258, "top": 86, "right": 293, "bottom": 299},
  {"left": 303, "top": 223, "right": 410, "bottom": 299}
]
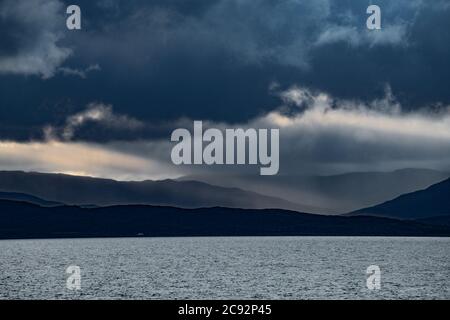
[{"left": 0, "top": 237, "right": 448, "bottom": 299}]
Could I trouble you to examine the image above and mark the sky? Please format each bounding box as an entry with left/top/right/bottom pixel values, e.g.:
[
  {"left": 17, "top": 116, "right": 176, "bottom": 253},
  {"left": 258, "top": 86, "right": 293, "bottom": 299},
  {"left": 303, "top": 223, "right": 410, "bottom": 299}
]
[{"left": 0, "top": 0, "right": 449, "bottom": 180}]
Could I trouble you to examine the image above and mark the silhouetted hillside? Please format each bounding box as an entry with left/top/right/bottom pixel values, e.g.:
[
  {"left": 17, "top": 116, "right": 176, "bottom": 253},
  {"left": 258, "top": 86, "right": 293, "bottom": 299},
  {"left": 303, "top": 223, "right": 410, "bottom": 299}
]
[
  {"left": 416, "top": 215, "right": 450, "bottom": 227},
  {"left": 181, "top": 169, "right": 449, "bottom": 213},
  {"left": 0, "top": 191, "right": 61, "bottom": 207},
  {"left": 0, "top": 171, "right": 314, "bottom": 212},
  {"left": 0, "top": 199, "right": 449, "bottom": 239},
  {"left": 350, "top": 178, "right": 450, "bottom": 219}
]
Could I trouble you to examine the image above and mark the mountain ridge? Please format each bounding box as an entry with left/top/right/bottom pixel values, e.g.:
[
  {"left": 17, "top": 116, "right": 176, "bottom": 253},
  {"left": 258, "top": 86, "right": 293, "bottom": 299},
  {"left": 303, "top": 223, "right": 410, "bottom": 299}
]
[
  {"left": 0, "top": 191, "right": 62, "bottom": 207},
  {"left": 349, "top": 178, "right": 450, "bottom": 219},
  {"left": 1, "top": 199, "right": 449, "bottom": 239},
  {"left": 0, "top": 170, "right": 319, "bottom": 213},
  {"left": 179, "top": 168, "right": 450, "bottom": 213}
]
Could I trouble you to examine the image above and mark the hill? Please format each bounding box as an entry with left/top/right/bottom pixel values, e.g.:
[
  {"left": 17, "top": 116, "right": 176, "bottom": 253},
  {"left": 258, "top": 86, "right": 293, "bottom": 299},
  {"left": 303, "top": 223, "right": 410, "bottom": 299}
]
[
  {"left": 180, "top": 169, "right": 449, "bottom": 213},
  {"left": 0, "top": 199, "right": 449, "bottom": 239},
  {"left": 350, "top": 178, "right": 450, "bottom": 219},
  {"left": 0, "top": 171, "right": 316, "bottom": 212}
]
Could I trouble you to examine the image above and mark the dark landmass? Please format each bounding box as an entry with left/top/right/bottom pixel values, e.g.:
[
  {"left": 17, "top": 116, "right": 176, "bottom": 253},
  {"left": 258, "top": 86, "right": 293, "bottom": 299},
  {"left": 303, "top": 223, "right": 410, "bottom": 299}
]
[
  {"left": 415, "top": 215, "right": 450, "bottom": 227},
  {"left": 1, "top": 199, "right": 449, "bottom": 240},
  {"left": 350, "top": 178, "right": 450, "bottom": 219},
  {"left": 0, "top": 171, "right": 314, "bottom": 212},
  {"left": 0, "top": 191, "right": 62, "bottom": 207},
  {"left": 181, "top": 169, "right": 449, "bottom": 214}
]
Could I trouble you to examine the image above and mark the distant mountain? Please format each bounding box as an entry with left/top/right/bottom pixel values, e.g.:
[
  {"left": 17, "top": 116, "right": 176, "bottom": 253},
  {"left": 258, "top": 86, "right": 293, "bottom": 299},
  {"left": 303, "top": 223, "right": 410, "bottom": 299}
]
[
  {"left": 0, "top": 191, "right": 61, "bottom": 207},
  {"left": 0, "top": 171, "right": 316, "bottom": 212},
  {"left": 350, "top": 178, "right": 450, "bottom": 219},
  {"left": 180, "top": 169, "right": 450, "bottom": 214},
  {"left": 0, "top": 199, "right": 449, "bottom": 239}
]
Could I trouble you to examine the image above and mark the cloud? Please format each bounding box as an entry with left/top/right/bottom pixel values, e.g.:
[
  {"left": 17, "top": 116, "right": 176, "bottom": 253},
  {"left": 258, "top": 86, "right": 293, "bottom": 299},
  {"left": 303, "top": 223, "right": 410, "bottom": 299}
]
[
  {"left": 0, "top": 0, "right": 72, "bottom": 78},
  {"left": 1, "top": 86, "right": 449, "bottom": 180},
  {"left": 251, "top": 86, "right": 450, "bottom": 174},
  {"left": 1, "top": 0, "right": 450, "bottom": 140},
  {"left": 71, "top": 0, "right": 413, "bottom": 72},
  {"left": 0, "top": 0, "right": 449, "bottom": 178},
  {"left": 44, "top": 103, "right": 144, "bottom": 141},
  {"left": 57, "top": 64, "right": 101, "bottom": 78},
  {"left": 315, "top": 24, "right": 408, "bottom": 47}
]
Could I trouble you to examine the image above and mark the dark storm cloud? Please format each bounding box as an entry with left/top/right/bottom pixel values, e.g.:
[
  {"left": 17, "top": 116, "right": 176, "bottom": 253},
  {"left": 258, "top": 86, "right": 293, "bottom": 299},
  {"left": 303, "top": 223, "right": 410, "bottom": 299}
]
[
  {"left": 0, "top": 0, "right": 71, "bottom": 78},
  {"left": 0, "top": 0, "right": 449, "bottom": 142},
  {"left": 2, "top": 86, "right": 450, "bottom": 180}
]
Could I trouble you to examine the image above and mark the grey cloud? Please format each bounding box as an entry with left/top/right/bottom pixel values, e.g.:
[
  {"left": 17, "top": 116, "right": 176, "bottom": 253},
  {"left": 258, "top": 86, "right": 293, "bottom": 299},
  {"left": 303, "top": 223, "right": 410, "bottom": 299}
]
[
  {"left": 252, "top": 86, "right": 450, "bottom": 174},
  {"left": 100, "top": 86, "right": 450, "bottom": 177},
  {"left": 103, "top": 0, "right": 414, "bottom": 69},
  {"left": 0, "top": 0, "right": 71, "bottom": 78},
  {"left": 1, "top": 0, "right": 450, "bottom": 144},
  {"left": 2, "top": 85, "right": 450, "bottom": 181},
  {"left": 69, "top": 0, "right": 335, "bottom": 69},
  {"left": 30, "top": 85, "right": 450, "bottom": 178},
  {"left": 44, "top": 103, "right": 145, "bottom": 141},
  {"left": 315, "top": 24, "right": 408, "bottom": 47},
  {"left": 57, "top": 64, "right": 101, "bottom": 78}
]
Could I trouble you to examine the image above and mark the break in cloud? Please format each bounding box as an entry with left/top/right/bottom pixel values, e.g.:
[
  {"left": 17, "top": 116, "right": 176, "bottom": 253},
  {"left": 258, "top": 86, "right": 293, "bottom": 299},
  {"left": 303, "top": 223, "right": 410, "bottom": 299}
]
[
  {"left": 0, "top": 87, "right": 449, "bottom": 180},
  {"left": 0, "top": 140, "right": 179, "bottom": 180}
]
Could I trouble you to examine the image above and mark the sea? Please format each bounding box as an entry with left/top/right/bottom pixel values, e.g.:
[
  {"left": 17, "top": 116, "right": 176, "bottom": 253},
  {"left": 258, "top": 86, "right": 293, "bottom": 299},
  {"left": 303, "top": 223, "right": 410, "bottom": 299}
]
[{"left": 0, "top": 236, "right": 448, "bottom": 299}]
